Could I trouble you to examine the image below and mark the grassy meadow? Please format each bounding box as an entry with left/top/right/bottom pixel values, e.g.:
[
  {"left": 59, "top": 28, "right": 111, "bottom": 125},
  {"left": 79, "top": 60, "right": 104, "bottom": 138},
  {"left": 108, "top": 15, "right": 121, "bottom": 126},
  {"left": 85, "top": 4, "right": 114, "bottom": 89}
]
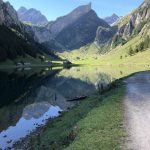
[{"left": 59, "top": 36, "right": 150, "bottom": 66}]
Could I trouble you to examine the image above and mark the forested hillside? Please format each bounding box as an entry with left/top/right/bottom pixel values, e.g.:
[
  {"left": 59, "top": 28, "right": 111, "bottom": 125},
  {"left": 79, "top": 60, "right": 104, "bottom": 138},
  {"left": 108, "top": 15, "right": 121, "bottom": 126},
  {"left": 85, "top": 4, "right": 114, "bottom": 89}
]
[{"left": 0, "top": 0, "right": 60, "bottom": 64}]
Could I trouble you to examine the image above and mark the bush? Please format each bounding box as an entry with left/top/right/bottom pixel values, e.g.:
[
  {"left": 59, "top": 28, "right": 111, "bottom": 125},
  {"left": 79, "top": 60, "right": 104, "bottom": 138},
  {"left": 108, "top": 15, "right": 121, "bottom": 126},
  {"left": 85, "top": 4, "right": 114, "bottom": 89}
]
[
  {"left": 136, "top": 36, "right": 150, "bottom": 52},
  {"left": 133, "top": 21, "right": 146, "bottom": 35},
  {"left": 128, "top": 46, "right": 134, "bottom": 56},
  {"left": 129, "top": 35, "right": 150, "bottom": 56},
  {"left": 112, "top": 35, "right": 127, "bottom": 48},
  {"left": 144, "top": 35, "right": 150, "bottom": 49}
]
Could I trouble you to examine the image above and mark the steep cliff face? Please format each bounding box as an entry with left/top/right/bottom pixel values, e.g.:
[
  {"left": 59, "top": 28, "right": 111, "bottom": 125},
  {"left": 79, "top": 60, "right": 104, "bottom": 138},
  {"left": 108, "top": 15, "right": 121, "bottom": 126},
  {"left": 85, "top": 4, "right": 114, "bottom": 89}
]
[
  {"left": 95, "top": 26, "right": 117, "bottom": 46},
  {"left": 17, "top": 7, "right": 48, "bottom": 25},
  {"left": 24, "top": 25, "right": 52, "bottom": 43},
  {"left": 92, "top": 0, "right": 150, "bottom": 53},
  {"left": 113, "top": 0, "right": 150, "bottom": 45},
  {"left": 0, "top": 0, "right": 20, "bottom": 27}
]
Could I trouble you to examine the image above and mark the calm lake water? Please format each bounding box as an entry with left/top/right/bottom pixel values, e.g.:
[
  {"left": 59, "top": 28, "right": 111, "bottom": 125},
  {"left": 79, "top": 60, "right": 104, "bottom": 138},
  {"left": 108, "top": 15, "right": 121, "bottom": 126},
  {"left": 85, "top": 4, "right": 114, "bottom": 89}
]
[{"left": 0, "top": 66, "right": 148, "bottom": 149}]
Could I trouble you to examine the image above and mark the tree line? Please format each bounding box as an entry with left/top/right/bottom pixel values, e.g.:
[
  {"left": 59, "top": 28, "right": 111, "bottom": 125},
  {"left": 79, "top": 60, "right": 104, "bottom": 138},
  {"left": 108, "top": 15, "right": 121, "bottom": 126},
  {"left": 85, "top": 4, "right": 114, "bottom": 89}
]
[
  {"left": 0, "top": 25, "right": 59, "bottom": 62},
  {"left": 0, "top": 25, "right": 39, "bottom": 62}
]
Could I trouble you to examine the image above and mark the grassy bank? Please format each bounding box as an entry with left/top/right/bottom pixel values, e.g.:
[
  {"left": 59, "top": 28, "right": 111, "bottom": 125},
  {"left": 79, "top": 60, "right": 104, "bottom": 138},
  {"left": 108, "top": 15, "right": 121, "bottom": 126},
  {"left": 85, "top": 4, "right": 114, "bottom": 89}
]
[
  {"left": 30, "top": 81, "right": 125, "bottom": 150},
  {"left": 66, "top": 84, "right": 125, "bottom": 150}
]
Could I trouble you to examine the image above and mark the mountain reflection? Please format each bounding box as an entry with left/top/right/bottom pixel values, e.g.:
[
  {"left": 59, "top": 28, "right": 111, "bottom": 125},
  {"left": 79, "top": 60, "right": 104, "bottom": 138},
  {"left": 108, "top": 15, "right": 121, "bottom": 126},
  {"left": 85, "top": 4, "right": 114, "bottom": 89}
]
[
  {"left": 23, "top": 102, "right": 51, "bottom": 120},
  {"left": 0, "top": 67, "right": 114, "bottom": 149}
]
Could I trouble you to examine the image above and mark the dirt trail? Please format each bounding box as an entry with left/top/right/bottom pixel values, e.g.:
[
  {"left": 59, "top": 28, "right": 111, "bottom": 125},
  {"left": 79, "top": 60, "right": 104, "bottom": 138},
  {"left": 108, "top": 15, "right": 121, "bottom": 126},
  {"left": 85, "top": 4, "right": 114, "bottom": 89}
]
[{"left": 124, "top": 71, "right": 150, "bottom": 150}]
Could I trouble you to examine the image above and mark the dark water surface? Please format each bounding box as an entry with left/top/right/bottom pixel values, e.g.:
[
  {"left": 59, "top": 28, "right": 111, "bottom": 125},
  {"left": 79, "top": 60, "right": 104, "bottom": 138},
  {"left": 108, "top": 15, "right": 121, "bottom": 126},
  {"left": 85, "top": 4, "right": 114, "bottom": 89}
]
[{"left": 0, "top": 66, "right": 119, "bottom": 149}]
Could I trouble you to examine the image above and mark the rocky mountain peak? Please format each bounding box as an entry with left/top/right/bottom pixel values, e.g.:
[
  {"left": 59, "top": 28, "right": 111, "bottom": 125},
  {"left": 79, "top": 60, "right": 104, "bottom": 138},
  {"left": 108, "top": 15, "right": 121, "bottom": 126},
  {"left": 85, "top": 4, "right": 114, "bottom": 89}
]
[
  {"left": 88, "top": 2, "right": 92, "bottom": 8},
  {"left": 78, "top": 2, "right": 92, "bottom": 11},
  {"left": 17, "top": 7, "right": 48, "bottom": 25},
  {"left": 112, "top": 13, "right": 119, "bottom": 18},
  {"left": 18, "top": 7, "right": 27, "bottom": 14},
  {"left": 72, "top": 2, "right": 92, "bottom": 15},
  {"left": 104, "top": 13, "right": 120, "bottom": 25},
  {"left": 0, "top": 0, "right": 20, "bottom": 27},
  {"left": 46, "top": 3, "right": 93, "bottom": 37}
]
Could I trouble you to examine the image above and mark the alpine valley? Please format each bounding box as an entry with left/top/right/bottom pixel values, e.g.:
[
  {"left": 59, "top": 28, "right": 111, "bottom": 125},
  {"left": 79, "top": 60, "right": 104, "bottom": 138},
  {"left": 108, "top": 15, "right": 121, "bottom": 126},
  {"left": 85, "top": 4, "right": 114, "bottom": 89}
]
[
  {"left": 0, "top": 0, "right": 149, "bottom": 66},
  {"left": 1, "top": 0, "right": 150, "bottom": 150}
]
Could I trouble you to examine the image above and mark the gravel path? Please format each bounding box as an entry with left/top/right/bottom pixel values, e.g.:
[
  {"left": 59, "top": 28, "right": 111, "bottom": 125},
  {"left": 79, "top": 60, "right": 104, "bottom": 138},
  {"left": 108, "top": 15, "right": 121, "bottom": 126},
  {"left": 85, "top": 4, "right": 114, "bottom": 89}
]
[{"left": 124, "top": 71, "right": 150, "bottom": 150}]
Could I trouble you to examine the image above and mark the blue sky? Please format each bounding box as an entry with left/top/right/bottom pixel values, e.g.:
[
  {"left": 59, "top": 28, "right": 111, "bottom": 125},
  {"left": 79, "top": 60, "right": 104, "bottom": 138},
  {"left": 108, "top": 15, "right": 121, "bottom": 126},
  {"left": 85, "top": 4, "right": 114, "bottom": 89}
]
[{"left": 7, "top": 0, "right": 144, "bottom": 21}]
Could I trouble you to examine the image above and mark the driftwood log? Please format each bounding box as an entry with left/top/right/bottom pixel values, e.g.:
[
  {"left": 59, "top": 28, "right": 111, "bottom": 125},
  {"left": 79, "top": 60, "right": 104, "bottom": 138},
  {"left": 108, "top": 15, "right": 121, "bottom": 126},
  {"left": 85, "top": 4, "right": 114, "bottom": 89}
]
[{"left": 67, "top": 96, "right": 87, "bottom": 102}]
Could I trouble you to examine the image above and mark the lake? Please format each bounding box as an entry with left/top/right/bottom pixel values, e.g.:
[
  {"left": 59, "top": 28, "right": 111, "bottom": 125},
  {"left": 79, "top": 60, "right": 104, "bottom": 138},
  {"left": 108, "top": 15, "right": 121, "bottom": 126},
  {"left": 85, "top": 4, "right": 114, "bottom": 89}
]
[{"left": 0, "top": 65, "right": 149, "bottom": 149}]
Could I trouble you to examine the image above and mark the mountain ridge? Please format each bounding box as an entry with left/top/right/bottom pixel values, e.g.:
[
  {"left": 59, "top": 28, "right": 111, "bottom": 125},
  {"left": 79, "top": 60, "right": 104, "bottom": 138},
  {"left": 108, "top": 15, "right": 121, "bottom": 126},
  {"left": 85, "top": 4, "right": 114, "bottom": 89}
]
[
  {"left": 17, "top": 7, "right": 48, "bottom": 25},
  {"left": 0, "top": 0, "right": 59, "bottom": 63},
  {"left": 0, "top": 0, "right": 148, "bottom": 64},
  {"left": 104, "top": 13, "right": 121, "bottom": 25},
  {"left": 46, "top": 3, "right": 92, "bottom": 37},
  {"left": 111, "top": 0, "right": 150, "bottom": 47},
  {"left": 26, "top": 3, "right": 111, "bottom": 51},
  {"left": 0, "top": 0, "right": 21, "bottom": 27}
]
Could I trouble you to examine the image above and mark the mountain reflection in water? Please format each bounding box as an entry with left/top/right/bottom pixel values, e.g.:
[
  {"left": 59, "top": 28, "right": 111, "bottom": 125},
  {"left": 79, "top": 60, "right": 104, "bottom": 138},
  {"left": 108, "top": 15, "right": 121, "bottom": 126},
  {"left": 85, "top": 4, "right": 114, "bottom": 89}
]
[{"left": 0, "top": 67, "right": 114, "bottom": 149}]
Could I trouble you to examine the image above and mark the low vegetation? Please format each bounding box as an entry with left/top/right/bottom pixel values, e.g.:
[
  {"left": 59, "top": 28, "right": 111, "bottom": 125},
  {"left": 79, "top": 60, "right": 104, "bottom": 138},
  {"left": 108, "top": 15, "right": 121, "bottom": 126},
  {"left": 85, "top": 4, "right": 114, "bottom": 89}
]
[
  {"left": 127, "top": 35, "right": 150, "bottom": 56},
  {"left": 59, "top": 35, "right": 150, "bottom": 66},
  {"left": 29, "top": 81, "right": 125, "bottom": 150},
  {"left": 66, "top": 83, "right": 125, "bottom": 150}
]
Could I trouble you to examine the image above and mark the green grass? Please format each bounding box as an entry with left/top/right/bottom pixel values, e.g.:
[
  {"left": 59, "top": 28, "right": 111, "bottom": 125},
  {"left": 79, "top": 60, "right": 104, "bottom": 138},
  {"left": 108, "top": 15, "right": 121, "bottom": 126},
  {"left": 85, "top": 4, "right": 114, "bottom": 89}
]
[
  {"left": 66, "top": 84, "right": 125, "bottom": 150},
  {"left": 31, "top": 81, "right": 125, "bottom": 150},
  {"left": 59, "top": 35, "right": 150, "bottom": 66}
]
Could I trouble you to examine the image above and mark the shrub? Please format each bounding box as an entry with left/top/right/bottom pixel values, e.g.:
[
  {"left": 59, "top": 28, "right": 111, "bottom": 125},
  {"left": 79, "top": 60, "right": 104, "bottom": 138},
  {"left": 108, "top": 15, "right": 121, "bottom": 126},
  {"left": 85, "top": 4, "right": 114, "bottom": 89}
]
[
  {"left": 128, "top": 46, "right": 134, "bottom": 56},
  {"left": 131, "top": 35, "right": 150, "bottom": 56}
]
